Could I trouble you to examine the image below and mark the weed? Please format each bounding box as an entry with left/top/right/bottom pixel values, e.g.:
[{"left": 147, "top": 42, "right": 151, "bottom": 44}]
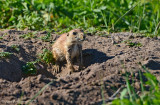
[
  {"left": 55, "top": 28, "right": 72, "bottom": 35},
  {"left": 39, "top": 48, "right": 54, "bottom": 64},
  {"left": 19, "top": 33, "right": 36, "bottom": 39},
  {"left": 127, "top": 42, "right": 142, "bottom": 47},
  {"left": 10, "top": 45, "right": 20, "bottom": 52},
  {"left": 0, "top": 52, "right": 13, "bottom": 58},
  {"left": 22, "top": 61, "right": 37, "bottom": 75},
  {"left": 40, "top": 32, "right": 51, "bottom": 42},
  {"left": 123, "top": 40, "right": 142, "bottom": 47},
  {"left": 0, "top": 33, "right": 8, "bottom": 39}
]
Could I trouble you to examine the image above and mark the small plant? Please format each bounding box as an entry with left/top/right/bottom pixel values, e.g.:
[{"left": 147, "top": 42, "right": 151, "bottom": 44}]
[
  {"left": 10, "top": 45, "right": 20, "bottom": 52},
  {"left": 0, "top": 36, "right": 3, "bottom": 39},
  {"left": 143, "top": 33, "right": 158, "bottom": 38},
  {"left": 40, "top": 32, "right": 51, "bottom": 42},
  {"left": 127, "top": 42, "right": 142, "bottom": 47},
  {"left": 0, "top": 33, "right": 7, "bottom": 40},
  {"left": 19, "top": 33, "right": 37, "bottom": 39},
  {"left": 39, "top": 48, "right": 54, "bottom": 64},
  {"left": 0, "top": 52, "right": 13, "bottom": 58},
  {"left": 123, "top": 40, "right": 142, "bottom": 47},
  {"left": 22, "top": 61, "right": 37, "bottom": 75}
]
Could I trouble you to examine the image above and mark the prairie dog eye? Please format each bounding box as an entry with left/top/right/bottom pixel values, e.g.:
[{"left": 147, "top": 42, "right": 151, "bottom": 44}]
[{"left": 73, "top": 32, "right": 77, "bottom": 35}]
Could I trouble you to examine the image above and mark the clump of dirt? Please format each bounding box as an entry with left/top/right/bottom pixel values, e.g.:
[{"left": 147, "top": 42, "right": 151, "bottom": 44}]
[{"left": 0, "top": 30, "right": 160, "bottom": 104}]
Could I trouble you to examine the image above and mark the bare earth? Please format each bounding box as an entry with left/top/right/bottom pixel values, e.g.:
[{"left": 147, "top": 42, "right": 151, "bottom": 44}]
[{"left": 0, "top": 30, "right": 160, "bottom": 105}]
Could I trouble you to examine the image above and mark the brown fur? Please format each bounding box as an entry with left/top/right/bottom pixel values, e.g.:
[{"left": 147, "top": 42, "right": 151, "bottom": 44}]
[{"left": 52, "top": 29, "right": 85, "bottom": 73}]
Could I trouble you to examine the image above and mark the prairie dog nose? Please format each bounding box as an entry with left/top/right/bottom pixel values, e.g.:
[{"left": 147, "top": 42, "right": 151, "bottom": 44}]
[
  {"left": 81, "top": 34, "right": 85, "bottom": 41},
  {"left": 78, "top": 34, "right": 84, "bottom": 40}
]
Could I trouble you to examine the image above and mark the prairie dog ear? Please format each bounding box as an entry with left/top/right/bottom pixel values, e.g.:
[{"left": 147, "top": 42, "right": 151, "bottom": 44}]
[{"left": 67, "top": 33, "right": 69, "bottom": 36}]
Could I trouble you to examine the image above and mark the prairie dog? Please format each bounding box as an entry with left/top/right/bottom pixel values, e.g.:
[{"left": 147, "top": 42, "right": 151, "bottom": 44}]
[{"left": 52, "top": 29, "right": 85, "bottom": 73}]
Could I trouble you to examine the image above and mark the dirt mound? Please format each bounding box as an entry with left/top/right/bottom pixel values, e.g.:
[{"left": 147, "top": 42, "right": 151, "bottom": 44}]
[{"left": 0, "top": 30, "right": 160, "bottom": 104}]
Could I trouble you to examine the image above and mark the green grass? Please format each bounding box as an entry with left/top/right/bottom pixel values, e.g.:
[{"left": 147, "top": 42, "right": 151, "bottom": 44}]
[
  {"left": 19, "top": 32, "right": 37, "bottom": 39},
  {"left": 40, "top": 32, "right": 51, "bottom": 42},
  {"left": 0, "top": 52, "right": 13, "bottom": 58},
  {"left": 0, "top": 0, "right": 159, "bottom": 35},
  {"left": 112, "top": 66, "right": 160, "bottom": 105},
  {"left": 10, "top": 44, "right": 20, "bottom": 52},
  {"left": 0, "top": 33, "right": 8, "bottom": 39},
  {"left": 142, "top": 33, "right": 159, "bottom": 38}
]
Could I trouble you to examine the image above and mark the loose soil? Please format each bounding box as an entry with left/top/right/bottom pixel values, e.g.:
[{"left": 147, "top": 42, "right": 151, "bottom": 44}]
[{"left": 0, "top": 30, "right": 160, "bottom": 105}]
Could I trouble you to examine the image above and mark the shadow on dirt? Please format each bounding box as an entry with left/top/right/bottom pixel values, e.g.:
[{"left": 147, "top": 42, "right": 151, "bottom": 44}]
[
  {"left": 0, "top": 55, "right": 23, "bottom": 82},
  {"left": 0, "top": 45, "right": 56, "bottom": 82},
  {"left": 145, "top": 60, "right": 160, "bottom": 70},
  {"left": 36, "top": 63, "right": 56, "bottom": 79},
  {"left": 83, "top": 49, "right": 114, "bottom": 67}
]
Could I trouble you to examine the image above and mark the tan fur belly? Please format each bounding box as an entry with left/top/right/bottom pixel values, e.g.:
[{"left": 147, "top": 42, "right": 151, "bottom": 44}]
[{"left": 71, "top": 44, "right": 79, "bottom": 59}]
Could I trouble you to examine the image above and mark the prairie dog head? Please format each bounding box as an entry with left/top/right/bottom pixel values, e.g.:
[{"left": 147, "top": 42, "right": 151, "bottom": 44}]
[{"left": 67, "top": 29, "right": 85, "bottom": 43}]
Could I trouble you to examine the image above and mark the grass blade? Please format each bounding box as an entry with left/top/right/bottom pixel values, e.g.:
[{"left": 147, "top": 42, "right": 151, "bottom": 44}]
[
  {"left": 113, "top": 1, "right": 140, "bottom": 29},
  {"left": 26, "top": 80, "right": 54, "bottom": 105}
]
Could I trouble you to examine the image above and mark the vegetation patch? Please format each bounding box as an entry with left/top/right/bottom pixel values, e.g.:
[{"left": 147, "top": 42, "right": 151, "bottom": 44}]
[
  {"left": 0, "top": 0, "right": 159, "bottom": 35},
  {"left": 112, "top": 67, "right": 160, "bottom": 105},
  {"left": 0, "top": 36, "right": 3, "bottom": 39},
  {"left": 40, "top": 32, "right": 51, "bottom": 42},
  {"left": 143, "top": 33, "right": 159, "bottom": 38},
  {"left": 19, "top": 33, "right": 37, "bottom": 39},
  {"left": 22, "top": 61, "right": 37, "bottom": 75},
  {"left": 38, "top": 48, "right": 55, "bottom": 64},
  {"left": 22, "top": 48, "right": 54, "bottom": 75},
  {"left": 0, "top": 52, "right": 13, "bottom": 58},
  {"left": 123, "top": 40, "right": 142, "bottom": 47},
  {"left": 10, "top": 45, "right": 20, "bottom": 52}
]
